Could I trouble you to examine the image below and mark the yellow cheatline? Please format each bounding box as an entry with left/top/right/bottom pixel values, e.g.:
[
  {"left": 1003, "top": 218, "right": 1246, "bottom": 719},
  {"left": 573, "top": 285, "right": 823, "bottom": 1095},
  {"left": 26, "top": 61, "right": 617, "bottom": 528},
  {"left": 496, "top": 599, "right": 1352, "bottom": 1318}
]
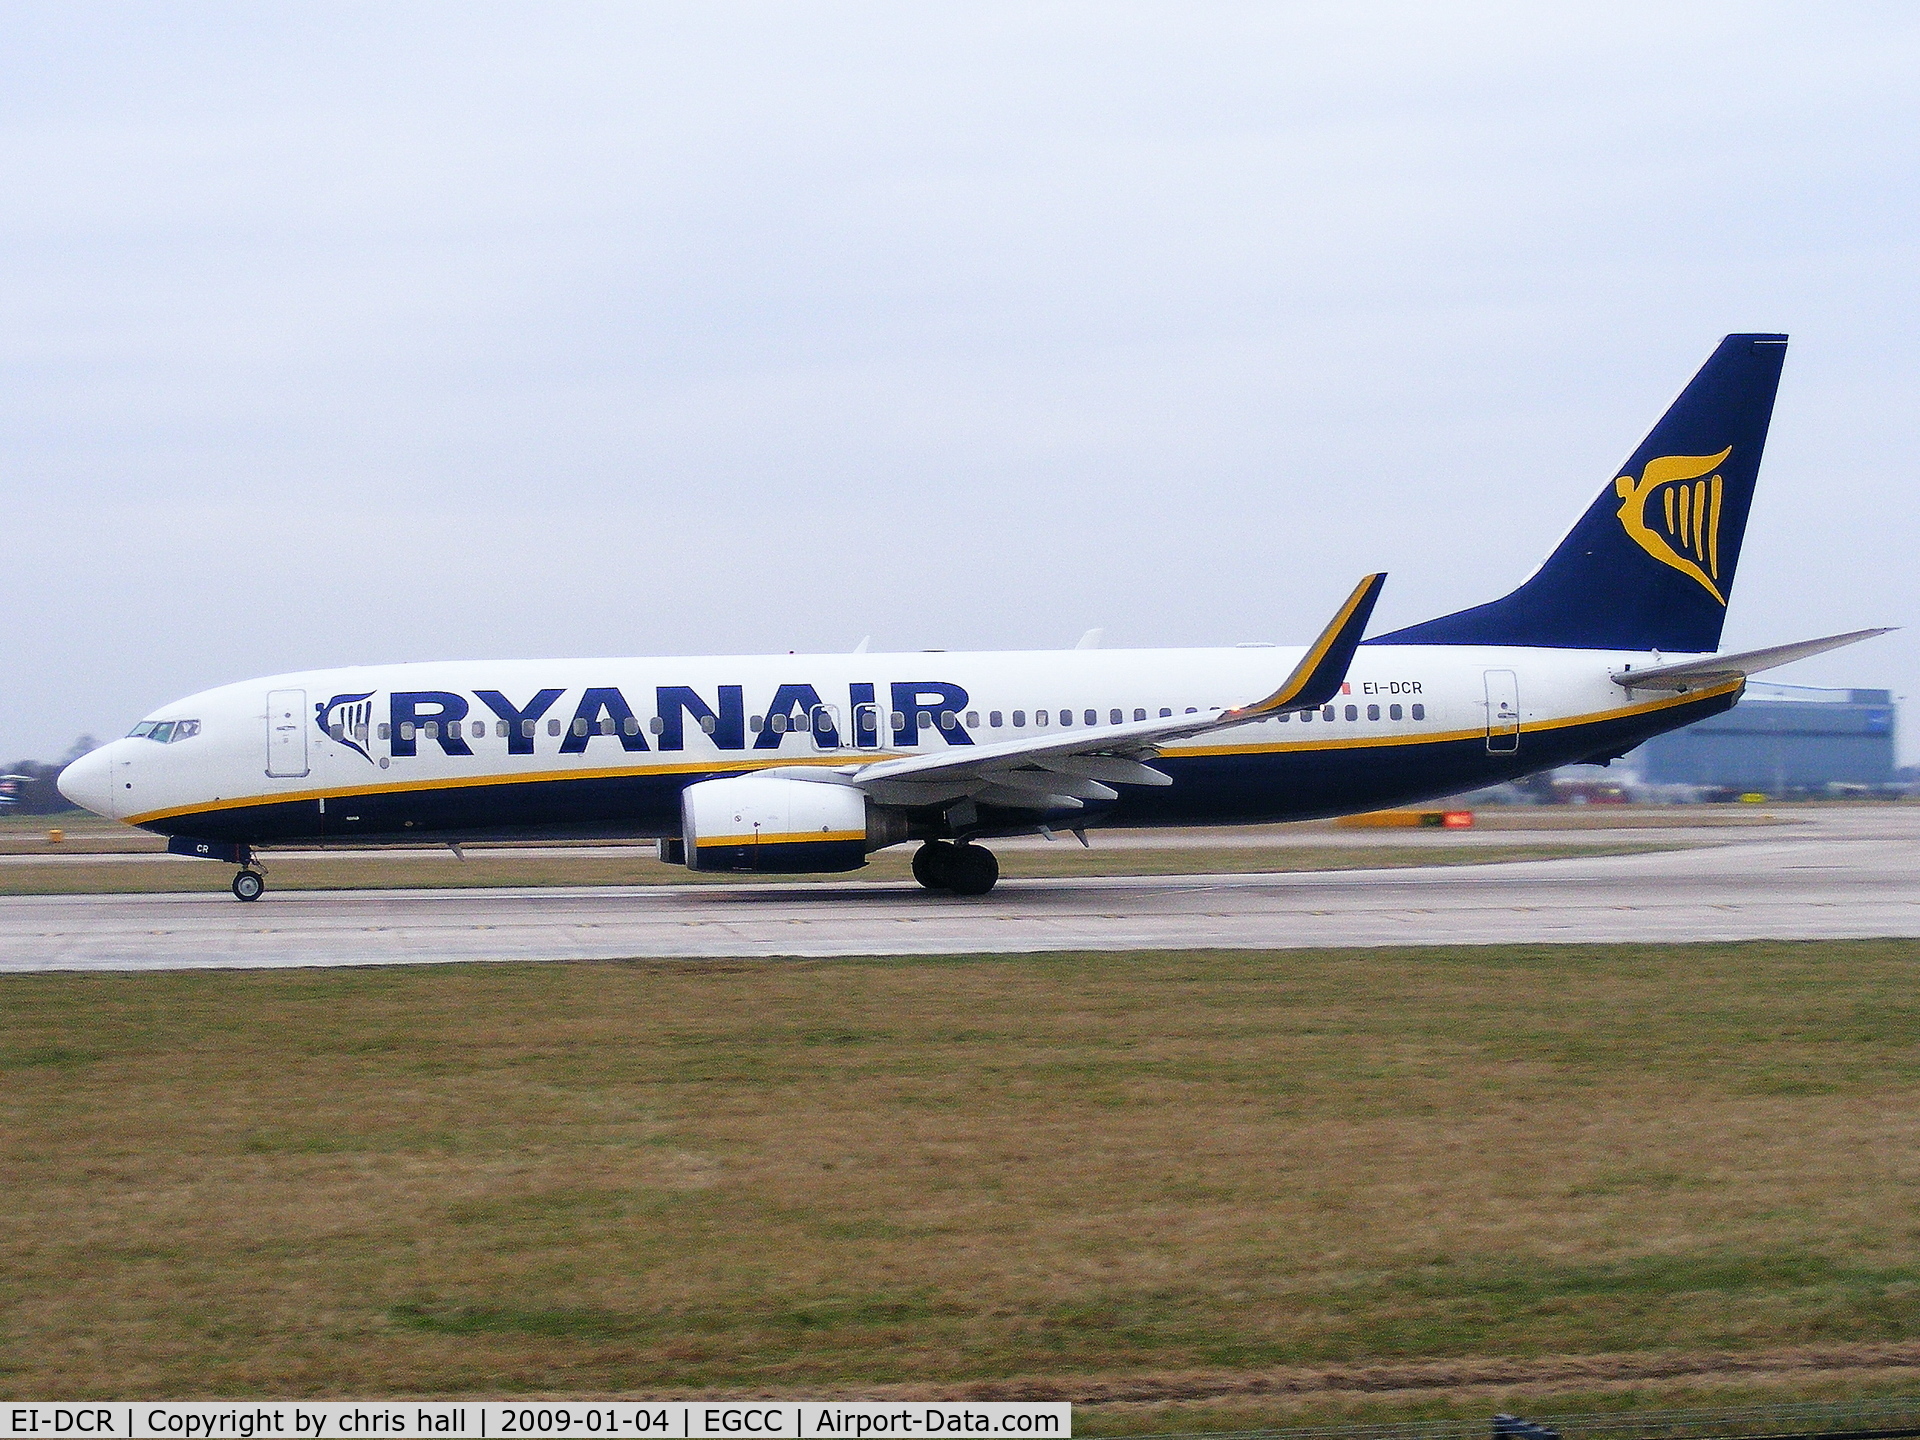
[
  {"left": 693, "top": 830, "right": 865, "bottom": 849},
  {"left": 1179, "top": 678, "right": 1742, "bottom": 760},
  {"left": 120, "top": 752, "right": 895, "bottom": 827}
]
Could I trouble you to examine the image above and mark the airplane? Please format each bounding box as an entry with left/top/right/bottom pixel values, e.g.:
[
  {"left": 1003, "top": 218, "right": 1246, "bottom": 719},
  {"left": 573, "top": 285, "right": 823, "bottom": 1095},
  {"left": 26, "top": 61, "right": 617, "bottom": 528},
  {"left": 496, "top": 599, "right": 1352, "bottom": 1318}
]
[{"left": 58, "top": 333, "right": 1892, "bottom": 901}]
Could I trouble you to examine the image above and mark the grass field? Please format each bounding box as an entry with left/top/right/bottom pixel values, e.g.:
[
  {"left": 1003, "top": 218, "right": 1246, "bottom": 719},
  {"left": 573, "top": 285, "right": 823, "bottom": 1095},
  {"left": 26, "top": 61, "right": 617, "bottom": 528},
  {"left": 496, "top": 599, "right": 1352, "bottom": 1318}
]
[
  {"left": 0, "top": 840, "right": 1678, "bottom": 895},
  {"left": 4, "top": 941, "right": 1918, "bottom": 1419}
]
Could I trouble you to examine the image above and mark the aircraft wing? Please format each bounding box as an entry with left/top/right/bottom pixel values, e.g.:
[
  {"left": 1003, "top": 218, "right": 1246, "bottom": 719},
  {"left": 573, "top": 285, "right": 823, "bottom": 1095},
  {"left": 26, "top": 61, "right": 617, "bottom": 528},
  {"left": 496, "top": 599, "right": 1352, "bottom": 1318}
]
[
  {"left": 824, "top": 574, "right": 1386, "bottom": 813},
  {"left": 1611, "top": 627, "right": 1895, "bottom": 693}
]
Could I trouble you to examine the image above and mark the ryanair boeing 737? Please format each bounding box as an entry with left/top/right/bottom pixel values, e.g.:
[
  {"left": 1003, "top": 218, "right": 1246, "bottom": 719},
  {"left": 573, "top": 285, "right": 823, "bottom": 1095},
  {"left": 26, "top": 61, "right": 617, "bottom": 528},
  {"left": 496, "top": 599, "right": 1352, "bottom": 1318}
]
[{"left": 58, "top": 334, "right": 1892, "bottom": 900}]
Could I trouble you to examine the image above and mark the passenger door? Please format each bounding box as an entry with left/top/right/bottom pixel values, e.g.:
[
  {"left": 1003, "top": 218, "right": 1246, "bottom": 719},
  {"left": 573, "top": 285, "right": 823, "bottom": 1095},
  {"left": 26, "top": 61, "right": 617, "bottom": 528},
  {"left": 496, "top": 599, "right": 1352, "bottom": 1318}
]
[
  {"left": 266, "top": 689, "right": 310, "bottom": 777},
  {"left": 1483, "top": 670, "right": 1520, "bottom": 754}
]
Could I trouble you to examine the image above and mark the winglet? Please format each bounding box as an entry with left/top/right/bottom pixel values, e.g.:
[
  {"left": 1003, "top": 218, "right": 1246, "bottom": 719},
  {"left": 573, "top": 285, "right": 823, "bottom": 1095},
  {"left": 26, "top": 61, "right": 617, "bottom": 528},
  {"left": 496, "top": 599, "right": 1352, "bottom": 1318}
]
[{"left": 1231, "top": 573, "right": 1387, "bottom": 718}]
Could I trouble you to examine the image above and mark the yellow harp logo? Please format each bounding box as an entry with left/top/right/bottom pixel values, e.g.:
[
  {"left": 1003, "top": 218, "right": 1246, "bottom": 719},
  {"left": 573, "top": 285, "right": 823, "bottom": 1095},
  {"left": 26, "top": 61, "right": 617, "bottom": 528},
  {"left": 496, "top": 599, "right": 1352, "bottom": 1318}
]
[{"left": 1614, "top": 447, "right": 1732, "bottom": 605}]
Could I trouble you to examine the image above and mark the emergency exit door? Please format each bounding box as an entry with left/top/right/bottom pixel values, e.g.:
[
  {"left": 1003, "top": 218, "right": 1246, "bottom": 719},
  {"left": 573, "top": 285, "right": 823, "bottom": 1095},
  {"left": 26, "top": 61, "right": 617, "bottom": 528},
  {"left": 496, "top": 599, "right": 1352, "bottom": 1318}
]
[
  {"left": 266, "top": 689, "right": 310, "bottom": 777},
  {"left": 1483, "top": 670, "right": 1520, "bottom": 754}
]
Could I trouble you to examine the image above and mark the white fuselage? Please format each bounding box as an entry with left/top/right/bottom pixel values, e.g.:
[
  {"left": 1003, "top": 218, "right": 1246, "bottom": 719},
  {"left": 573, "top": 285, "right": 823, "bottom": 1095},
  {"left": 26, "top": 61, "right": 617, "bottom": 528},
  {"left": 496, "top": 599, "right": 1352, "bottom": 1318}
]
[{"left": 59, "top": 643, "right": 1737, "bottom": 848}]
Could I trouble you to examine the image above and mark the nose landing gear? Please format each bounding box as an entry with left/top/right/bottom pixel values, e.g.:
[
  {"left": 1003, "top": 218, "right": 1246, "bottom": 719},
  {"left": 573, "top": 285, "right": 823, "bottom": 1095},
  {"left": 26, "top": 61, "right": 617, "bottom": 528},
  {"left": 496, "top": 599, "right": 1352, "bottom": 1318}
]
[
  {"left": 911, "top": 840, "right": 1000, "bottom": 896},
  {"left": 231, "top": 869, "right": 266, "bottom": 902}
]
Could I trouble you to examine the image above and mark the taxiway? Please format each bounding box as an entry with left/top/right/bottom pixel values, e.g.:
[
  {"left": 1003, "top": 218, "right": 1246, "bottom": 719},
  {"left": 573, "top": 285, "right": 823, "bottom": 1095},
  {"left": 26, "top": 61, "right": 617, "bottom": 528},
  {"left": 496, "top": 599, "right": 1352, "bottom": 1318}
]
[{"left": 2, "top": 807, "right": 1915, "bottom": 972}]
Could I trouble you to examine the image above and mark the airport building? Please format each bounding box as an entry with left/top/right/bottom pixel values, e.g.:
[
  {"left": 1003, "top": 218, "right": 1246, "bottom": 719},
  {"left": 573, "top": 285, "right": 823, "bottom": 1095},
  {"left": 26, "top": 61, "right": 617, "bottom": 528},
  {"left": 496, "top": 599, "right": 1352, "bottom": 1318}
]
[{"left": 1630, "top": 683, "right": 1898, "bottom": 792}]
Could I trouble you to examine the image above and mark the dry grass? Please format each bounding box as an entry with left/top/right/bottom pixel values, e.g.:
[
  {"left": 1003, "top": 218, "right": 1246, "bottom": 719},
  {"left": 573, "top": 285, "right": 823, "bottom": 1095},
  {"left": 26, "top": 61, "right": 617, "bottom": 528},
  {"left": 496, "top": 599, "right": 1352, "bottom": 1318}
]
[
  {"left": 0, "top": 842, "right": 1675, "bottom": 895},
  {"left": 4, "top": 941, "right": 1920, "bottom": 1406}
]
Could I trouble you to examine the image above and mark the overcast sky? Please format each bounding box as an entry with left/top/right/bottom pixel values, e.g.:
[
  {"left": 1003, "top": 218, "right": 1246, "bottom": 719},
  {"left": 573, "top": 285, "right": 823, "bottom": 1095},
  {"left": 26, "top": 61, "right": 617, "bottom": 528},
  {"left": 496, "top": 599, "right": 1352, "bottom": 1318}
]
[{"left": 5, "top": 3, "right": 1917, "bottom": 763}]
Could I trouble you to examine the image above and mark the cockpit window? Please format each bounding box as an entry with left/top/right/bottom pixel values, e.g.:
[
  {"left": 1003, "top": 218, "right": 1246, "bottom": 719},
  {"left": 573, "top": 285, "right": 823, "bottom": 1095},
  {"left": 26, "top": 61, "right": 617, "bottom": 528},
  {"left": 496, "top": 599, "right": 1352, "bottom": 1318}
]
[{"left": 129, "top": 719, "right": 200, "bottom": 743}]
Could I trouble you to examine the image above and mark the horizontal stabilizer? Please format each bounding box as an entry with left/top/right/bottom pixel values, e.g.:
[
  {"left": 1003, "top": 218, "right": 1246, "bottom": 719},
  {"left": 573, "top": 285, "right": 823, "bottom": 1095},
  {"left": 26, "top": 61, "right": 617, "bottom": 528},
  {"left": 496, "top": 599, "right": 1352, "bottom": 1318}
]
[{"left": 1612, "top": 627, "right": 1895, "bottom": 692}]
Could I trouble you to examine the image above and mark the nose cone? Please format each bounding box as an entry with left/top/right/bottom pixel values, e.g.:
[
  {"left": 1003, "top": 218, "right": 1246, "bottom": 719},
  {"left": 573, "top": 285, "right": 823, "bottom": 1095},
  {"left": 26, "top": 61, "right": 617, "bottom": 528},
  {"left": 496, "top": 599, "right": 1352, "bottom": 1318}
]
[{"left": 58, "top": 745, "right": 116, "bottom": 819}]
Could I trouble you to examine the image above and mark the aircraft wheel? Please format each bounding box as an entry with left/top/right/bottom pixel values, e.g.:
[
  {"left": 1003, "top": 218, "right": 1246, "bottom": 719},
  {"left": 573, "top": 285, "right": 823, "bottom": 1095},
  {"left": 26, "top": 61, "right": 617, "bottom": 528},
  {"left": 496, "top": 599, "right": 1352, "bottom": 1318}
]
[
  {"left": 945, "top": 844, "right": 999, "bottom": 897},
  {"left": 911, "top": 841, "right": 955, "bottom": 890},
  {"left": 232, "top": 869, "right": 266, "bottom": 902}
]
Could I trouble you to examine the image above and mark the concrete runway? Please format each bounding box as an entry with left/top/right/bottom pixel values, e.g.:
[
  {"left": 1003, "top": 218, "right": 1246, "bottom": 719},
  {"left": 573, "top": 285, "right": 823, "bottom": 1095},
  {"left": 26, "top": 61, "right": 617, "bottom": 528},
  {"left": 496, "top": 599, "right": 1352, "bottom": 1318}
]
[{"left": 3, "top": 808, "right": 1916, "bottom": 972}]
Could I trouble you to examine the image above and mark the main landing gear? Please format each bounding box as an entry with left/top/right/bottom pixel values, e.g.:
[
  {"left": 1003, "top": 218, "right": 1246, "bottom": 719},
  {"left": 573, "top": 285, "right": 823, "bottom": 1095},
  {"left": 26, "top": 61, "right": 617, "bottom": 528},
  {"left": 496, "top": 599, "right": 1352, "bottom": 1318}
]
[
  {"left": 231, "top": 869, "right": 266, "bottom": 902},
  {"left": 911, "top": 840, "right": 999, "bottom": 896}
]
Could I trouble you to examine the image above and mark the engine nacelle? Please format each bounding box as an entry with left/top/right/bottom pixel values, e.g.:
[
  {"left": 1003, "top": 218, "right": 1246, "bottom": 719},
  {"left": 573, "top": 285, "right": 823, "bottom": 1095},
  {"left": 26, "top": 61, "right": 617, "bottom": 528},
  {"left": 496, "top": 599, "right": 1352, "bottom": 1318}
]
[{"left": 681, "top": 775, "right": 869, "bottom": 873}]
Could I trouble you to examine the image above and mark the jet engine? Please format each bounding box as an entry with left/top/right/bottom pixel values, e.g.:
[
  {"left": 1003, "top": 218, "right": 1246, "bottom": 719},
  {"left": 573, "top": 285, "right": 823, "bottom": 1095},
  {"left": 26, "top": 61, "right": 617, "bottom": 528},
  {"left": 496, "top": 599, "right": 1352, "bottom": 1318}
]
[{"left": 680, "top": 774, "right": 871, "bottom": 873}]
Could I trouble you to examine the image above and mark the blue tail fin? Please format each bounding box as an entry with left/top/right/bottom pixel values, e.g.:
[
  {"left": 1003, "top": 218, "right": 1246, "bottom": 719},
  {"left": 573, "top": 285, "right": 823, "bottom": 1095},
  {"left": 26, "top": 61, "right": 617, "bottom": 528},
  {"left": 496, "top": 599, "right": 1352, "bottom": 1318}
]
[{"left": 1373, "top": 334, "right": 1788, "bottom": 652}]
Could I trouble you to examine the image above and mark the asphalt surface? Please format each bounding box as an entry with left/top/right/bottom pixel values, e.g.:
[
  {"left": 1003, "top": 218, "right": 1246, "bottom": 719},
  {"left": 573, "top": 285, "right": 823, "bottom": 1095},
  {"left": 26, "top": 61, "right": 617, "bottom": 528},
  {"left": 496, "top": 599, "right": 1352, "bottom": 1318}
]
[{"left": 3, "top": 808, "right": 1915, "bottom": 972}]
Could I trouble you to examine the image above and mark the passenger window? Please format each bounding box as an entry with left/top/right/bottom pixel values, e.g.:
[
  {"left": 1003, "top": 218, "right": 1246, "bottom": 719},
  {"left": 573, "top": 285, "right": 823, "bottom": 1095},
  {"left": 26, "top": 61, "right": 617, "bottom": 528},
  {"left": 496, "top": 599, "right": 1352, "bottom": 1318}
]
[
  {"left": 1322, "top": 706, "right": 1336, "bottom": 721},
  {"left": 330, "top": 723, "right": 345, "bottom": 741},
  {"left": 1012, "top": 710, "right": 1025, "bottom": 727},
  {"left": 939, "top": 710, "right": 957, "bottom": 730},
  {"left": 1344, "top": 705, "right": 1358, "bottom": 721},
  {"left": 1109, "top": 709, "right": 1122, "bottom": 724},
  {"left": 1277, "top": 711, "right": 1290, "bottom": 722},
  {"left": 470, "top": 721, "right": 483, "bottom": 739},
  {"left": 890, "top": 711, "right": 906, "bottom": 729},
  {"left": 522, "top": 719, "right": 536, "bottom": 737},
  {"left": 547, "top": 719, "right": 561, "bottom": 736},
  {"left": 1036, "top": 710, "right": 1048, "bottom": 726},
  {"left": 572, "top": 718, "right": 589, "bottom": 736},
  {"left": 966, "top": 711, "right": 980, "bottom": 728},
  {"left": 700, "top": 715, "right": 717, "bottom": 734},
  {"left": 496, "top": 721, "right": 509, "bottom": 738},
  {"left": 1133, "top": 708, "right": 1146, "bottom": 722},
  {"left": 1390, "top": 704, "right": 1403, "bottom": 721},
  {"left": 1411, "top": 704, "right": 1426, "bottom": 720},
  {"left": 424, "top": 722, "right": 440, "bottom": 739},
  {"left": 1159, "top": 708, "right": 1171, "bottom": 718},
  {"left": 649, "top": 716, "right": 665, "bottom": 734},
  {"left": 1367, "top": 704, "right": 1380, "bottom": 721},
  {"left": 1300, "top": 709, "right": 1313, "bottom": 723},
  {"left": 1060, "top": 711, "right": 1073, "bottom": 727},
  {"left": 620, "top": 717, "right": 637, "bottom": 736},
  {"left": 1184, "top": 707, "right": 1197, "bottom": 715},
  {"left": 770, "top": 714, "right": 787, "bottom": 733},
  {"left": 750, "top": 715, "right": 764, "bottom": 732},
  {"left": 400, "top": 723, "right": 416, "bottom": 740},
  {"left": 918, "top": 710, "right": 934, "bottom": 731},
  {"left": 990, "top": 711, "right": 1003, "bottom": 728},
  {"left": 378, "top": 723, "right": 391, "bottom": 740},
  {"left": 598, "top": 717, "right": 615, "bottom": 735},
  {"left": 1085, "top": 709, "right": 1098, "bottom": 726}
]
